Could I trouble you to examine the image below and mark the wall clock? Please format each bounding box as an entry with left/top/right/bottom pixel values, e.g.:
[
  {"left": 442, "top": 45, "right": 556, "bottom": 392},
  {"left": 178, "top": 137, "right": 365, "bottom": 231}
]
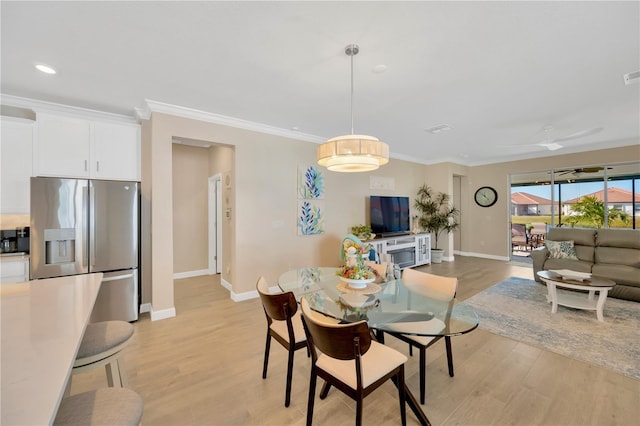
[{"left": 474, "top": 186, "right": 498, "bottom": 207}]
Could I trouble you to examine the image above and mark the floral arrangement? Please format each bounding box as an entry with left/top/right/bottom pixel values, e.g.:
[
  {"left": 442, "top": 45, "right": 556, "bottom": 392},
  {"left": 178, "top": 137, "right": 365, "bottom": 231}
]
[
  {"left": 342, "top": 239, "right": 372, "bottom": 256},
  {"left": 337, "top": 246, "right": 376, "bottom": 280}
]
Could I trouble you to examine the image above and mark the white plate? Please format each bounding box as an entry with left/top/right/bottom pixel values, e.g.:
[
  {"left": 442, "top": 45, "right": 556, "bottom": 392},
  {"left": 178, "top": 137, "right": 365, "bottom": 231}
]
[{"left": 549, "top": 269, "right": 592, "bottom": 281}]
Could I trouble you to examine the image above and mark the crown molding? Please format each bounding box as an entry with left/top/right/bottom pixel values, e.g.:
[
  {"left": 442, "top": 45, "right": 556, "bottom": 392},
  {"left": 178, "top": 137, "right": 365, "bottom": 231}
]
[
  {"left": 0, "top": 94, "right": 139, "bottom": 124},
  {"left": 140, "top": 99, "right": 326, "bottom": 144}
]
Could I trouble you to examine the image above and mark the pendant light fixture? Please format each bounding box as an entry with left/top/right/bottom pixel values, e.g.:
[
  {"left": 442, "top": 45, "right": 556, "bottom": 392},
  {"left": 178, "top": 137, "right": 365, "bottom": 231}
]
[{"left": 317, "top": 44, "right": 389, "bottom": 172}]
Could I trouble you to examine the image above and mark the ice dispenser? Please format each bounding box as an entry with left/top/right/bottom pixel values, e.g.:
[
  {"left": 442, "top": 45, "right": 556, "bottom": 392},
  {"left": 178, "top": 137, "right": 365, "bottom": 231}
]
[{"left": 44, "top": 228, "right": 76, "bottom": 264}]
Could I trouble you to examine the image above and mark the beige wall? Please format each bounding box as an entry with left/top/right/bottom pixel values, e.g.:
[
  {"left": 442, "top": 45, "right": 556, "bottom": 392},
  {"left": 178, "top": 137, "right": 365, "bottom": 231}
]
[
  {"left": 172, "top": 144, "right": 209, "bottom": 273},
  {"left": 459, "top": 145, "right": 640, "bottom": 259},
  {"left": 143, "top": 111, "right": 638, "bottom": 317},
  {"left": 143, "top": 112, "right": 429, "bottom": 315}
]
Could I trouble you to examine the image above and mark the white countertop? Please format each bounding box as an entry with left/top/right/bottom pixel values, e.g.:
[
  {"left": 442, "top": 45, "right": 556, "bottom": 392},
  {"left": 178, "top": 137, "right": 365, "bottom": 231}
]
[
  {"left": 0, "top": 252, "right": 29, "bottom": 262},
  {"left": 1, "top": 273, "right": 103, "bottom": 425}
]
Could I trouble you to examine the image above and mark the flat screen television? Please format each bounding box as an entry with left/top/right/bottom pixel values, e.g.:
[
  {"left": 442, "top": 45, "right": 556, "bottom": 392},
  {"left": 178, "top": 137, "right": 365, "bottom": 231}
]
[{"left": 370, "top": 196, "right": 411, "bottom": 236}]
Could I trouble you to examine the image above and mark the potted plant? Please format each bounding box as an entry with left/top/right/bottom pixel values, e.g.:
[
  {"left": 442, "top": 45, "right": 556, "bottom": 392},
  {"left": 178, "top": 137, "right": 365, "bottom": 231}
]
[
  {"left": 414, "top": 184, "right": 460, "bottom": 263},
  {"left": 350, "top": 224, "right": 374, "bottom": 241}
]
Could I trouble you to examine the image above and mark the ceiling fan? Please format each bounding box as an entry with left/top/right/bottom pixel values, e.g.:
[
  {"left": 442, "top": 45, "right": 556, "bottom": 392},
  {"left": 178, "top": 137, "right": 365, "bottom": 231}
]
[
  {"left": 507, "top": 126, "right": 604, "bottom": 151},
  {"left": 555, "top": 166, "right": 612, "bottom": 176}
]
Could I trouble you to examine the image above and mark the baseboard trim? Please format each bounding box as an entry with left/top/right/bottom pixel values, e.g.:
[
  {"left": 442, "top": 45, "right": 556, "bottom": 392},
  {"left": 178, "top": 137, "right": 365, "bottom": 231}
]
[
  {"left": 218, "top": 278, "right": 259, "bottom": 302},
  {"left": 232, "top": 289, "right": 258, "bottom": 302},
  {"left": 139, "top": 303, "right": 151, "bottom": 314},
  {"left": 173, "top": 269, "right": 210, "bottom": 280},
  {"left": 150, "top": 306, "right": 176, "bottom": 321},
  {"left": 455, "top": 250, "right": 509, "bottom": 261}
]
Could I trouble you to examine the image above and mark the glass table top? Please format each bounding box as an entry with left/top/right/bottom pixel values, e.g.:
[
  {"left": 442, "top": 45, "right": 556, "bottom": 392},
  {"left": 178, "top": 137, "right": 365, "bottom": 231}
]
[{"left": 278, "top": 267, "right": 479, "bottom": 337}]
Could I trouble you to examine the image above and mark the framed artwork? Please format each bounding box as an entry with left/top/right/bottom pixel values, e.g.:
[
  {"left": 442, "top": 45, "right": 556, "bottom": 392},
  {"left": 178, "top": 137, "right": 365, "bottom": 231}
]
[
  {"left": 298, "top": 164, "right": 324, "bottom": 199},
  {"left": 297, "top": 200, "right": 324, "bottom": 235}
]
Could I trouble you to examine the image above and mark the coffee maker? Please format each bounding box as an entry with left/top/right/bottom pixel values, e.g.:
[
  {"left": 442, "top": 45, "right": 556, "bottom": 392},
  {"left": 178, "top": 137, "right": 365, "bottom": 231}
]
[{"left": 0, "top": 227, "right": 29, "bottom": 254}]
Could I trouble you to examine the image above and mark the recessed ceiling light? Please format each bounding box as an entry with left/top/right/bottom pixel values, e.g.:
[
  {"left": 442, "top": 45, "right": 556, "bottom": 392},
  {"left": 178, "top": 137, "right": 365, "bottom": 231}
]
[
  {"left": 35, "top": 63, "right": 57, "bottom": 74},
  {"left": 426, "top": 124, "right": 453, "bottom": 134},
  {"left": 372, "top": 64, "right": 387, "bottom": 74}
]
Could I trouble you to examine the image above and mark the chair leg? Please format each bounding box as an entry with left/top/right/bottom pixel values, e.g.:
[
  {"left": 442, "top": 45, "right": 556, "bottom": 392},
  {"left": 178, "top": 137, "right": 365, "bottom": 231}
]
[
  {"left": 445, "top": 336, "right": 454, "bottom": 377},
  {"left": 356, "top": 397, "right": 363, "bottom": 426},
  {"left": 409, "top": 344, "right": 413, "bottom": 357},
  {"left": 419, "top": 347, "right": 426, "bottom": 405},
  {"left": 285, "top": 346, "right": 295, "bottom": 407},
  {"left": 319, "top": 381, "right": 332, "bottom": 399},
  {"left": 262, "top": 333, "right": 271, "bottom": 379},
  {"left": 306, "top": 370, "right": 317, "bottom": 426},
  {"left": 397, "top": 366, "right": 407, "bottom": 426},
  {"left": 116, "top": 358, "right": 128, "bottom": 387},
  {"left": 105, "top": 360, "right": 122, "bottom": 387}
]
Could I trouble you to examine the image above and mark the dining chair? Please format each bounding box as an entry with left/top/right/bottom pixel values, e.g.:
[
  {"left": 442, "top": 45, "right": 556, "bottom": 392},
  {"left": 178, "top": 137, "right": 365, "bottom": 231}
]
[
  {"left": 383, "top": 267, "right": 457, "bottom": 405},
  {"left": 300, "top": 297, "right": 408, "bottom": 426},
  {"left": 256, "top": 276, "right": 308, "bottom": 407},
  {"left": 364, "top": 260, "right": 390, "bottom": 281}
]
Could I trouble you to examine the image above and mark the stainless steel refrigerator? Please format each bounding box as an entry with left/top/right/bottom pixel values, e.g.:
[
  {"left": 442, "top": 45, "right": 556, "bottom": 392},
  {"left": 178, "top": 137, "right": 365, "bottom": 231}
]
[{"left": 30, "top": 177, "right": 139, "bottom": 322}]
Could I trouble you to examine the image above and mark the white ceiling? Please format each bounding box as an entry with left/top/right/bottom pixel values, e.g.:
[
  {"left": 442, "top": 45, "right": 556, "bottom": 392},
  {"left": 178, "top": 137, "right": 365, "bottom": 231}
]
[{"left": 2, "top": 1, "right": 639, "bottom": 166}]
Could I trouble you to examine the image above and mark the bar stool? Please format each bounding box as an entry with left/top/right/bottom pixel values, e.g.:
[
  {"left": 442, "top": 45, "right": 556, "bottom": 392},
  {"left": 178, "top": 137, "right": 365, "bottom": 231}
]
[
  {"left": 70, "top": 321, "right": 135, "bottom": 391},
  {"left": 54, "top": 388, "right": 143, "bottom": 425}
]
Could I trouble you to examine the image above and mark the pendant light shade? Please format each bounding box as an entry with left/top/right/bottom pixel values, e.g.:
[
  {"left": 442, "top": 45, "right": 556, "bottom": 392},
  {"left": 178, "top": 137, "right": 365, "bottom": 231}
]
[
  {"left": 317, "top": 44, "right": 389, "bottom": 172},
  {"left": 317, "top": 134, "right": 389, "bottom": 172}
]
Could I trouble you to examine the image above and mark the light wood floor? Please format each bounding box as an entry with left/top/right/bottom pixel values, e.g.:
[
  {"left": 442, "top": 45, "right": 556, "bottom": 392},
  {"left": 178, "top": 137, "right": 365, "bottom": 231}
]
[{"left": 70, "top": 256, "right": 640, "bottom": 425}]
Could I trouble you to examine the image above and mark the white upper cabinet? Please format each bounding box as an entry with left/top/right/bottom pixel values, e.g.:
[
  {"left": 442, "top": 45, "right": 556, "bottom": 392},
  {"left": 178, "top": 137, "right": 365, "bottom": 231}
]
[
  {"left": 36, "top": 113, "right": 91, "bottom": 177},
  {"left": 1, "top": 118, "right": 34, "bottom": 214},
  {"left": 35, "top": 113, "right": 140, "bottom": 181},
  {"left": 93, "top": 121, "right": 140, "bottom": 181}
]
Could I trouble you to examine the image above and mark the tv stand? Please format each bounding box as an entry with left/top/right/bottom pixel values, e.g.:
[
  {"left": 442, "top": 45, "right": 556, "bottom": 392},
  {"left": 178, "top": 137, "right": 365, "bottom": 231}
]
[
  {"left": 377, "top": 231, "right": 411, "bottom": 238},
  {"left": 366, "top": 233, "right": 431, "bottom": 269}
]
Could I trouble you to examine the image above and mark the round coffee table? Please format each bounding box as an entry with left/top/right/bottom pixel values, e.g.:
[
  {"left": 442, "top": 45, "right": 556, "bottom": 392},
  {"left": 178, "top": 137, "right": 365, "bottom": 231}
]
[{"left": 536, "top": 270, "right": 616, "bottom": 322}]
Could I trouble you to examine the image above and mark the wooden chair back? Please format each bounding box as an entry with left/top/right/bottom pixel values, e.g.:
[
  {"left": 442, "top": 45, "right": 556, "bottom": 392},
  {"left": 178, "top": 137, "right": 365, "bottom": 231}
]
[
  {"left": 300, "top": 297, "right": 371, "bottom": 361},
  {"left": 401, "top": 268, "right": 457, "bottom": 301},
  {"left": 256, "top": 276, "right": 298, "bottom": 322}
]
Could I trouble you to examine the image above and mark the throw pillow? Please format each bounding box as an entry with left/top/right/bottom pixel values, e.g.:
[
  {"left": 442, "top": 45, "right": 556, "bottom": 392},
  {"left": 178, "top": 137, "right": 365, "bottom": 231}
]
[{"left": 545, "top": 240, "right": 579, "bottom": 260}]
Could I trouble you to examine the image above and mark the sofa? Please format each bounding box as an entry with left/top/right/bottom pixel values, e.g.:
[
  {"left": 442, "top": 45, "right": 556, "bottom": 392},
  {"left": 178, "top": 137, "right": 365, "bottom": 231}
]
[{"left": 532, "top": 227, "right": 640, "bottom": 302}]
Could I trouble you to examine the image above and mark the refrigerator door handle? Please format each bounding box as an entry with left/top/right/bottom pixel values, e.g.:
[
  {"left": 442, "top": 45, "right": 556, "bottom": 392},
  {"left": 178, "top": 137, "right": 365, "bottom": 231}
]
[
  {"left": 81, "top": 184, "right": 89, "bottom": 269},
  {"left": 89, "top": 184, "right": 96, "bottom": 267},
  {"left": 101, "top": 272, "right": 135, "bottom": 282}
]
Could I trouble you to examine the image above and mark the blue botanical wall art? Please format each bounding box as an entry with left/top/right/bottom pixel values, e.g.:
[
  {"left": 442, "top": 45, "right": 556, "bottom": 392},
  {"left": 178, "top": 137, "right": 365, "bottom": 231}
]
[
  {"left": 298, "top": 164, "right": 324, "bottom": 199},
  {"left": 297, "top": 201, "right": 324, "bottom": 235}
]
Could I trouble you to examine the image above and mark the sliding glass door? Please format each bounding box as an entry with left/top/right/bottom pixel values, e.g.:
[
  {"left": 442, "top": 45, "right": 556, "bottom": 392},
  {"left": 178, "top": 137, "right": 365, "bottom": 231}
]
[{"left": 510, "top": 161, "right": 639, "bottom": 261}]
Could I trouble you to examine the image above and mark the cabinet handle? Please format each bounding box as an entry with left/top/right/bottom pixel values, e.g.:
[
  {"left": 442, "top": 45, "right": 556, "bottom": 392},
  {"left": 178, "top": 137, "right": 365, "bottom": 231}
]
[
  {"left": 96, "top": 161, "right": 100, "bottom": 172},
  {"left": 84, "top": 160, "right": 88, "bottom": 171}
]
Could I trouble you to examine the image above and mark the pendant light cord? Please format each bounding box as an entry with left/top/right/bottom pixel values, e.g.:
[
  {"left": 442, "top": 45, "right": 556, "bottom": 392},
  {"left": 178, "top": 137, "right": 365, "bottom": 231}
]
[{"left": 350, "top": 49, "right": 354, "bottom": 135}]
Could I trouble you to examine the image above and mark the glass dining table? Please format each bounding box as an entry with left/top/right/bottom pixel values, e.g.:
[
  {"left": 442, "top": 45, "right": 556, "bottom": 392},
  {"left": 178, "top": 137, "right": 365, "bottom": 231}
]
[{"left": 278, "top": 267, "right": 479, "bottom": 426}]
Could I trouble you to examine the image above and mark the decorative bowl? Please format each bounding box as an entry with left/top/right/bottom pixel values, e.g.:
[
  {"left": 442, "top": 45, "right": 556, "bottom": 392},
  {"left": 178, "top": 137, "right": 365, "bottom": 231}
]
[{"left": 339, "top": 276, "right": 375, "bottom": 289}]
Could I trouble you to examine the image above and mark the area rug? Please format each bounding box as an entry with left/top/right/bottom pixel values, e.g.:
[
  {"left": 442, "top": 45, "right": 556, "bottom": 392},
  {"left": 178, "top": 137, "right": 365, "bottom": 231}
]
[{"left": 463, "top": 277, "right": 640, "bottom": 380}]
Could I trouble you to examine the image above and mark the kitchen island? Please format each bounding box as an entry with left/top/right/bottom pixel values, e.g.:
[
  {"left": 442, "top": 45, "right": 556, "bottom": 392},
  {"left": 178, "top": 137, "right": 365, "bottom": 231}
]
[{"left": 1, "top": 273, "right": 103, "bottom": 425}]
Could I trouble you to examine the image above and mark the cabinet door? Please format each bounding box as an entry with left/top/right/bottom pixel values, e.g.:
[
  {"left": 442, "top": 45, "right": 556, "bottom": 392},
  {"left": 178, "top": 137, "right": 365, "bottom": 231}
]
[
  {"left": 416, "top": 234, "right": 431, "bottom": 265},
  {"left": 1, "top": 119, "right": 33, "bottom": 214},
  {"left": 93, "top": 122, "right": 140, "bottom": 181},
  {"left": 37, "top": 114, "right": 91, "bottom": 177},
  {"left": 0, "top": 259, "right": 29, "bottom": 284}
]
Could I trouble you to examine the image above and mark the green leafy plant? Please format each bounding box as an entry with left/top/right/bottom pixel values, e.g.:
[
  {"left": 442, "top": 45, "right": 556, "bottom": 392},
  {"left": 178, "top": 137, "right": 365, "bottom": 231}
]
[
  {"left": 564, "top": 195, "right": 629, "bottom": 228},
  {"left": 350, "top": 224, "right": 372, "bottom": 240},
  {"left": 414, "top": 184, "right": 459, "bottom": 250}
]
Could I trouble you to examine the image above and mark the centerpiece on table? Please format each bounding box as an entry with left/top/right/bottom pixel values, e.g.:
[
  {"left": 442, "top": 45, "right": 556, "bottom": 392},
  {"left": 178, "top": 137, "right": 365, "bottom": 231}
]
[{"left": 337, "top": 244, "right": 376, "bottom": 289}]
